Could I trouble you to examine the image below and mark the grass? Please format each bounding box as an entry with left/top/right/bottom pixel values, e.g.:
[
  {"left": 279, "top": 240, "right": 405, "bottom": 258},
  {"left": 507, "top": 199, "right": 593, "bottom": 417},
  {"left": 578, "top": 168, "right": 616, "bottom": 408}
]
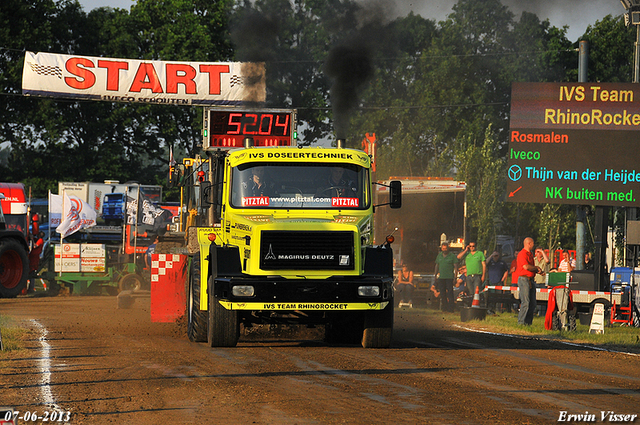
[
  {"left": 435, "top": 308, "right": 640, "bottom": 354},
  {"left": 0, "top": 315, "right": 29, "bottom": 353}
]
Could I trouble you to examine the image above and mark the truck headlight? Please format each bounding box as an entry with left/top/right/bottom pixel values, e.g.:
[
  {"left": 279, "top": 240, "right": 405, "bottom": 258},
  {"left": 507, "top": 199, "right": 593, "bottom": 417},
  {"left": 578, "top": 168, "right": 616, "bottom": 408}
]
[
  {"left": 232, "top": 285, "right": 255, "bottom": 297},
  {"left": 358, "top": 286, "right": 380, "bottom": 297}
]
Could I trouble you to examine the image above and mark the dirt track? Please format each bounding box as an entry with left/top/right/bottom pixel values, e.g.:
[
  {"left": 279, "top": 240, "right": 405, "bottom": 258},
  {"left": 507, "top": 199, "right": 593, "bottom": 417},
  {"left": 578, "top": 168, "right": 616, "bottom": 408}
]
[{"left": 1, "top": 295, "right": 639, "bottom": 424}]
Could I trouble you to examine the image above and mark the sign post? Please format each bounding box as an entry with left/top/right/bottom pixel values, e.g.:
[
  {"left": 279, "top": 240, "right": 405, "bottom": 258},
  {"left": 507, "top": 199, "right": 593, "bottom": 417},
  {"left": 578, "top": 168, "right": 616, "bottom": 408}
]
[{"left": 589, "top": 302, "right": 605, "bottom": 334}]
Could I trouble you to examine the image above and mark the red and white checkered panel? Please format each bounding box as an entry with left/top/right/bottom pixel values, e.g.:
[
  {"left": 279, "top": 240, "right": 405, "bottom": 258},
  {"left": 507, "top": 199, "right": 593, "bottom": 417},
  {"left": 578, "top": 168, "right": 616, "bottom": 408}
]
[
  {"left": 150, "top": 253, "right": 187, "bottom": 323},
  {"left": 150, "top": 254, "right": 183, "bottom": 282}
]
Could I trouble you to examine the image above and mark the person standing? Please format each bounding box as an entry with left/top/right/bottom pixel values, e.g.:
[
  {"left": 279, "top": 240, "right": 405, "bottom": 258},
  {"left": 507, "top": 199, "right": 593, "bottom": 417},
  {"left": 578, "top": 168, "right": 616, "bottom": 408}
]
[
  {"left": 534, "top": 247, "right": 550, "bottom": 287},
  {"left": 28, "top": 231, "right": 45, "bottom": 293},
  {"left": 396, "top": 263, "right": 415, "bottom": 308},
  {"left": 434, "top": 242, "right": 457, "bottom": 312},
  {"left": 534, "top": 247, "right": 551, "bottom": 316},
  {"left": 515, "top": 237, "right": 544, "bottom": 325},
  {"left": 584, "top": 252, "right": 594, "bottom": 270},
  {"left": 486, "top": 251, "right": 509, "bottom": 286},
  {"left": 457, "top": 241, "right": 486, "bottom": 298}
]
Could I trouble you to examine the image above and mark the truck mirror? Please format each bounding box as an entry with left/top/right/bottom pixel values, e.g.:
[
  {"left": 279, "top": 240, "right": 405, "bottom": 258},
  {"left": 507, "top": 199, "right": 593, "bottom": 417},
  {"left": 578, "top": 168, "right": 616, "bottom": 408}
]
[
  {"left": 389, "top": 180, "right": 402, "bottom": 209},
  {"left": 168, "top": 164, "right": 185, "bottom": 188},
  {"left": 200, "top": 181, "right": 212, "bottom": 206}
]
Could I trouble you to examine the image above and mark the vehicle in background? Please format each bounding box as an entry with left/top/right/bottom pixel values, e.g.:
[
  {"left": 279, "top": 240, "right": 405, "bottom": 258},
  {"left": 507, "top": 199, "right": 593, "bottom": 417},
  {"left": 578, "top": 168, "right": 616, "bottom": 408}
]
[
  {"left": 58, "top": 181, "right": 162, "bottom": 221},
  {"left": 0, "top": 183, "right": 31, "bottom": 297},
  {"left": 374, "top": 178, "right": 466, "bottom": 300}
]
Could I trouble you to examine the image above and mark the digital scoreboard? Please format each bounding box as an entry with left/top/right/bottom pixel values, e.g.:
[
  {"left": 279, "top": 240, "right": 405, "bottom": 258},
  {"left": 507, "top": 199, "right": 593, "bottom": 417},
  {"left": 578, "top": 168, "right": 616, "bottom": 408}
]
[
  {"left": 506, "top": 82, "right": 640, "bottom": 208},
  {"left": 202, "top": 108, "right": 296, "bottom": 149}
]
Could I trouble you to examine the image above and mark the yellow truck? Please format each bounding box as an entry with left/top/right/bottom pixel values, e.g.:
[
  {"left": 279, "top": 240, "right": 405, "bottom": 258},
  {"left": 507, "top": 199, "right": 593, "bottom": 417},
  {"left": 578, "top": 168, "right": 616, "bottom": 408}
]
[{"left": 170, "top": 108, "right": 401, "bottom": 348}]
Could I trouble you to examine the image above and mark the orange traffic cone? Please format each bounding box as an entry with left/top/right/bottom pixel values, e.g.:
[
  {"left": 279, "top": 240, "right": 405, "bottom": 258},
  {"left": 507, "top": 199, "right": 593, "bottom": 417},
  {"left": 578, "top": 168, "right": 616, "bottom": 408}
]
[{"left": 471, "top": 285, "right": 481, "bottom": 308}]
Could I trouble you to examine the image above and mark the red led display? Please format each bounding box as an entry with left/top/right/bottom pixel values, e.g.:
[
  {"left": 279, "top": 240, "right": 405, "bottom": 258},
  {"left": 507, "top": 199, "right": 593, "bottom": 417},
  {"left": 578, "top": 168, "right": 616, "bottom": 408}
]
[{"left": 206, "top": 110, "right": 294, "bottom": 148}]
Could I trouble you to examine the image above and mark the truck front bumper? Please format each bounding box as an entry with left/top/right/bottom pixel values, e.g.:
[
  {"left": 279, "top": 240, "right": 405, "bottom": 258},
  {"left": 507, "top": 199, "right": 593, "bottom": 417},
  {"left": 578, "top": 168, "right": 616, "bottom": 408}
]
[{"left": 213, "top": 276, "right": 394, "bottom": 311}]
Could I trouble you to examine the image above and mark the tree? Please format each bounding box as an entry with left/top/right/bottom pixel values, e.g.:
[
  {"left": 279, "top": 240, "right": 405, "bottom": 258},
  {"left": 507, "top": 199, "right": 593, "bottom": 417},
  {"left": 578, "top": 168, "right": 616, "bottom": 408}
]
[
  {"left": 455, "top": 126, "right": 506, "bottom": 250},
  {"left": 0, "top": 0, "right": 236, "bottom": 198}
]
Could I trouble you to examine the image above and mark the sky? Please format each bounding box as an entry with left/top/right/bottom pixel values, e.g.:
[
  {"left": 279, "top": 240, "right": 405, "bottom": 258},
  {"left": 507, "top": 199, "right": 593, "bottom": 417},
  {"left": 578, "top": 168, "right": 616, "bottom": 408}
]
[{"left": 78, "top": 0, "right": 624, "bottom": 43}]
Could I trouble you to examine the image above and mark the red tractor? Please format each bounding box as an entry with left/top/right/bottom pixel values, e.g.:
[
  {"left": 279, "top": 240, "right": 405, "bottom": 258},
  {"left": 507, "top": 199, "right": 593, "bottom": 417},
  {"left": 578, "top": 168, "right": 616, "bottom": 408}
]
[{"left": 0, "top": 183, "right": 30, "bottom": 298}]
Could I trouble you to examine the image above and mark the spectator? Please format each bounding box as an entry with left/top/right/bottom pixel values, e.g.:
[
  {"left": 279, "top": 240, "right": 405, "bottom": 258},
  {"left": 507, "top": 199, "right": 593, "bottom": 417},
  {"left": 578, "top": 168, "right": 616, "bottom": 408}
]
[
  {"left": 485, "top": 251, "right": 509, "bottom": 313},
  {"left": 453, "top": 265, "right": 469, "bottom": 301},
  {"left": 486, "top": 251, "right": 509, "bottom": 286},
  {"left": 584, "top": 252, "right": 594, "bottom": 270},
  {"left": 434, "top": 242, "right": 457, "bottom": 312},
  {"left": 28, "top": 231, "right": 45, "bottom": 293},
  {"left": 557, "top": 250, "right": 575, "bottom": 273},
  {"left": 515, "top": 237, "right": 544, "bottom": 325},
  {"left": 457, "top": 241, "right": 486, "bottom": 298},
  {"left": 396, "top": 263, "right": 415, "bottom": 308},
  {"left": 534, "top": 247, "right": 551, "bottom": 316},
  {"left": 534, "top": 247, "right": 551, "bottom": 287}
]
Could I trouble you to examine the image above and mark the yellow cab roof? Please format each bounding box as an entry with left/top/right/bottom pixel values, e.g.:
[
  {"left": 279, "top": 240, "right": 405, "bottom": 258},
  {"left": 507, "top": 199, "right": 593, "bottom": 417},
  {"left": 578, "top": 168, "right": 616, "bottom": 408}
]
[{"left": 227, "top": 146, "right": 371, "bottom": 169}]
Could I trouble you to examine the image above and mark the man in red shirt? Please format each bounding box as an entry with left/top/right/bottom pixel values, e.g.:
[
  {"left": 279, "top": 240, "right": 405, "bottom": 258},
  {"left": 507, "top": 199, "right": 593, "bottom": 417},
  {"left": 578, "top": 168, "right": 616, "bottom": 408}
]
[{"left": 515, "top": 237, "right": 544, "bottom": 325}]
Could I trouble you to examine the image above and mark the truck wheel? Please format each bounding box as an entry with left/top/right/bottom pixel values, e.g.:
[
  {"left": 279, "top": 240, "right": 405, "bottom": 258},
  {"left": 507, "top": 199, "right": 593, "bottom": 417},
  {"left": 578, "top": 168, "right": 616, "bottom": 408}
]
[
  {"left": 0, "top": 239, "right": 29, "bottom": 298},
  {"left": 187, "top": 256, "right": 208, "bottom": 342},
  {"left": 118, "top": 273, "right": 144, "bottom": 292},
  {"left": 207, "top": 276, "right": 239, "bottom": 347},
  {"left": 362, "top": 302, "right": 394, "bottom": 348}
]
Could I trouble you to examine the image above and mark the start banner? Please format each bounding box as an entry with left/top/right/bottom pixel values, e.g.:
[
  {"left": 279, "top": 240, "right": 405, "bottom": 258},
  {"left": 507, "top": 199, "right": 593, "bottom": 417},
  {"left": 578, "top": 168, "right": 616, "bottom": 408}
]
[{"left": 22, "top": 51, "right": 265, "bottom": 105}]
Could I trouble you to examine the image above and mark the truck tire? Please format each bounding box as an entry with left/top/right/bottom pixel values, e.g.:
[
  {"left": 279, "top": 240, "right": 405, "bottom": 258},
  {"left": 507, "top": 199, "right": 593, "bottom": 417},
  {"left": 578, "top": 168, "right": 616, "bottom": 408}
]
[
  {"left": 362, "top": 302, "right": 394, "bottom": 348},
  {"left": 118, "top": 273, "right": 145, "bottom": 292},
  {"left": 0, "top": 238, "right": 29, "bottom": 298},
  {"left": 187, "top": 255, "right": 208, "bottom": 342},
  {"left": 207, "top": 276, "right": 239, "bottom": 347}
]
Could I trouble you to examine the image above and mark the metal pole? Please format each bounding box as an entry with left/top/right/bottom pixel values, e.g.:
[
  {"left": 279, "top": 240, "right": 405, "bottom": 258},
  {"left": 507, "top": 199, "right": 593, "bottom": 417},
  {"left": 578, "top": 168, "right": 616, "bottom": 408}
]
[
  {"left": 576, "top": 41, "right": 588, "bottom": 269},
  {"left": 635, "top": 25, "right": 640, "bottom": 83}
]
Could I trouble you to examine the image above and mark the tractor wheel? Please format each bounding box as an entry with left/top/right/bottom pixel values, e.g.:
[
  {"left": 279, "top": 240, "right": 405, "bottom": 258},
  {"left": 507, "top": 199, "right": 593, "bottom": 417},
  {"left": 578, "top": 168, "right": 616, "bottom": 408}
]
[
  {"left": 362, "top": 301, "right": 394, "bottom": 348},
  {"left": 207, "top": 276, "right": 239, "bottom": 347},
  {"left": 567, "top": 313, "right": 577, "bottom": 331},
  {"left": 187, "top": 255, "right": 208, "bottom": 342},
  {"left": 551, "top": 311, "right": 560, "bottom": 331},
  {"left": 0, "top": 239, "right": 29, "bottom": 298},
  {"left": 118, "top": 273, "right": 144, "bottom": 292}
]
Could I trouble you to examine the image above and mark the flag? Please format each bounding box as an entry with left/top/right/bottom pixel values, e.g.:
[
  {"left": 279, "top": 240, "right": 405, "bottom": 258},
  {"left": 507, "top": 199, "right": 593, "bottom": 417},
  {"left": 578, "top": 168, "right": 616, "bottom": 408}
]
[
  {"left": 126, "top": 194, "right": 172, "bottom": 231},
  {"left": 56, "top": 192, "right": 97, "bottom": 238},
  {"left": 49, "top": 192, "right": 63, "bottom": 228}
]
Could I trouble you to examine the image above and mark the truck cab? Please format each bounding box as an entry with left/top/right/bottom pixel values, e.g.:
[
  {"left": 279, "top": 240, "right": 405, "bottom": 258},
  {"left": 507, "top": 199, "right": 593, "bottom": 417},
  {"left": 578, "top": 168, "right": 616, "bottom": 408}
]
[{"left": 178, "top": 145, "right": 401, "bottom": 348}]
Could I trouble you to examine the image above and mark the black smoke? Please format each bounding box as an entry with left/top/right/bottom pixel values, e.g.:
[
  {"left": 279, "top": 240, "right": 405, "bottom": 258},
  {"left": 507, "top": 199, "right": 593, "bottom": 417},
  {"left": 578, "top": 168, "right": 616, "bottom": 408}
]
[
  {"left": 230, "top": 10, "right": 279, "bottom": 63},
  {"left": 324, "top": 0, "right": 396, "bottom": 140}
]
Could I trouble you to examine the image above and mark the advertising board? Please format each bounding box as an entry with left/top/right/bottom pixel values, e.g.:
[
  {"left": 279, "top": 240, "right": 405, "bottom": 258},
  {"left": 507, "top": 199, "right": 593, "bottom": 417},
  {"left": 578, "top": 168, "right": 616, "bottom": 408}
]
[{"left": 507, "top": 82, "right": 640, "bottom": 207}]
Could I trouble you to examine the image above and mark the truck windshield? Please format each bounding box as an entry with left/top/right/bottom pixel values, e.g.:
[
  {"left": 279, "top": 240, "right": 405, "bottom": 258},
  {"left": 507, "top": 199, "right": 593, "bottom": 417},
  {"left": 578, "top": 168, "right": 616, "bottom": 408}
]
[{"left": 231, "top": 163, "right": 369, "bottom": 209}]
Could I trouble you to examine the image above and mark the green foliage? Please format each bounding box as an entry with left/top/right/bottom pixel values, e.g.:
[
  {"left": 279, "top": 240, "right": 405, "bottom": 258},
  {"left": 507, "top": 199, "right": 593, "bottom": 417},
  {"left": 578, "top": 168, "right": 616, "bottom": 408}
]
[
  {"left": 579, "top": 15, "right": 634, "bottom": 83},
  {"left": 455, "top": 126, "right": 506, "bottom": 250},
  {"left": 0, "top": 0, "right": 633, "bottom": 251}
]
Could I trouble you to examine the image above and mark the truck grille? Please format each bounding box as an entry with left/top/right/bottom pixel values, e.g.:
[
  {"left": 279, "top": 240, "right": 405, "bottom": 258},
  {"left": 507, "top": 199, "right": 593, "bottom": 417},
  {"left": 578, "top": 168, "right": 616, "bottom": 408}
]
[{"left": 260, "top": 231, "right": 355, "bottom": 270}]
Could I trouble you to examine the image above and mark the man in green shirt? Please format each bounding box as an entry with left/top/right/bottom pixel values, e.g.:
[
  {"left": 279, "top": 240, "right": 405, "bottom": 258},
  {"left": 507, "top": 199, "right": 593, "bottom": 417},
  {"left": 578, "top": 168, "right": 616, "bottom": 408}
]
[
  {"left": 457, "top": 241, "right": 486, "bottom": 299},
  {"left": 434, "top": 242, "right": 458, "bottom": 312}
]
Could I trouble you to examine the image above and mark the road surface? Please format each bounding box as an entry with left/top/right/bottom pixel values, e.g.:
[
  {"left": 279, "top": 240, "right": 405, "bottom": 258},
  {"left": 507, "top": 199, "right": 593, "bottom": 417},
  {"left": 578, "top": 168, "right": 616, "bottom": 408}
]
[{"left": 1, "top": 295, "right": 639, "bottom": 424}]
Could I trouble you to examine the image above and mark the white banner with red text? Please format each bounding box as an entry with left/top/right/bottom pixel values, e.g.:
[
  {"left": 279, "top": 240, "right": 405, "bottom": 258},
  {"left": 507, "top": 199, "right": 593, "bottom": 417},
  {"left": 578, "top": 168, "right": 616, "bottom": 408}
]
[{"left": 22, "top": 51, "right": 265, "bottom": 105}]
